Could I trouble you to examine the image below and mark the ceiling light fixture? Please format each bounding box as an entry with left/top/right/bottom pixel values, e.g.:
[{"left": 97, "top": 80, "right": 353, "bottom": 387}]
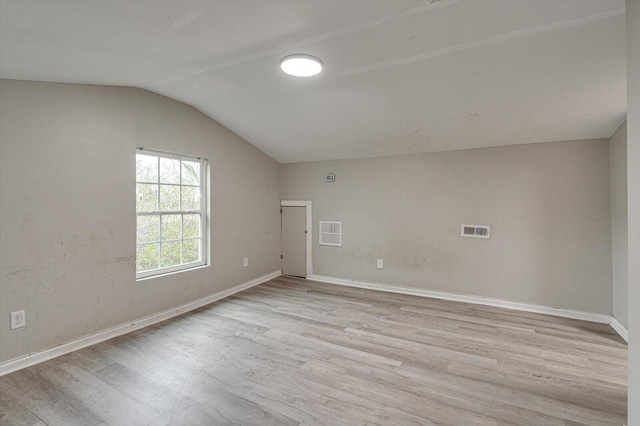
[{"left": 280, "top": 54, "right": 323, "bottom": 77}]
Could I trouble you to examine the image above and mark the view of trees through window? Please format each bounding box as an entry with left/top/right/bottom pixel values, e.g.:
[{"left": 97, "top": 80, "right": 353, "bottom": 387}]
[{"left": 136, "top": 151, "right": 206, "bottom": 276}]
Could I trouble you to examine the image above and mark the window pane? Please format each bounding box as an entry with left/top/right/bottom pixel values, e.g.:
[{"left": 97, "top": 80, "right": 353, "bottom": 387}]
[
  {"left": 161, "top": 215, "right": 181, "bottom": 240},
  {"left": 182, "top": 160, "right": 200, "bottom": 186},
  {"left": 136, "top": 154, "right": 158, "bottom": 183},
  {"left": 183, "top": 214, "right": 200, "bottom": 239},
  {"left": 137, "top": 243, "right": 159, "bottom": 272},
  {"left": 137, "top": 215, "right": 159, "bottom": 243},
  {"left": 159, "top": 185, "right": 180, "bottom": 210},
  {"left": 161, "top": 241, "right": 181, "bottom": 267},
  {"left": 181, "top": 186, "right": 201, "bottom": 211},
  {"left": 136, "top": 184, "right": 158, "bottom": 211},
  {"left": 160, "top": 158, "right": 180, "bottom": 184},
  {"left": 183, "top": 239, "right": 200, "bottom": 263}
]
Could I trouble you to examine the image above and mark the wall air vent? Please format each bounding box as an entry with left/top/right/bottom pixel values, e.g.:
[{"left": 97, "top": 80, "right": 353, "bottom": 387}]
[
  {"left": 319, "top": 221, "right": 342, "bottom": 246},
  {"left": 461, "top": 224, "right": 491, "bottom": 239}
]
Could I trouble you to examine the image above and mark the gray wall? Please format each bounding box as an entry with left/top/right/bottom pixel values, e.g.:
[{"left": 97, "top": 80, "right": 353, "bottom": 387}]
[
  {"left": 282, "top": 140, "right": 613, "bottom": 315},
  {"left": 626, "top": 1, "right": 640, "bottom": 423},
  {"left": 609, "top": 121, "right": 628, "bottom": 328},
  {"left": 0, "top": 80, "right": 281, "bottom": 363}
]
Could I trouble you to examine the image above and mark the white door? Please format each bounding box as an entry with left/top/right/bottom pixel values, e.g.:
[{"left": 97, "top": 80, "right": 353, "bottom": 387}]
[{"left": 281, "top": 206, "right": 307, "bottom": 277}]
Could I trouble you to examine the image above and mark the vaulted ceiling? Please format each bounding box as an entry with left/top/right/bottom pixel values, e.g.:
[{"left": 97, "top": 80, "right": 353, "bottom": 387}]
[{"left": 0, "top": 0, "right": 626, "bottom": 163}]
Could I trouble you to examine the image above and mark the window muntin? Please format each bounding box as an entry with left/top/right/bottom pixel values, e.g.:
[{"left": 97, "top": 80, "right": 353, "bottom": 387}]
[{"left": 136, "top": 149, "right": 207, "bottom": 279}]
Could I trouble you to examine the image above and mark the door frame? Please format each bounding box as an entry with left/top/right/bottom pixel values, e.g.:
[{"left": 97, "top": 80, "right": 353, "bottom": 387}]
[{"left": 281, "top": 200, "right": 313, "bottom": 276}]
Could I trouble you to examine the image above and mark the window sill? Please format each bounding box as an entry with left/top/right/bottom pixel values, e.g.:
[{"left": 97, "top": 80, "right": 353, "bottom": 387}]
[{"left": 136, "top": 263, "right": 209, "bottom": 282}]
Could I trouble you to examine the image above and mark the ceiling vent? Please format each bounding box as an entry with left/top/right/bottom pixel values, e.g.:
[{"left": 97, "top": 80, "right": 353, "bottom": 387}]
[{"left": 461, "top": 224, "right": 491, "bottom": 239}]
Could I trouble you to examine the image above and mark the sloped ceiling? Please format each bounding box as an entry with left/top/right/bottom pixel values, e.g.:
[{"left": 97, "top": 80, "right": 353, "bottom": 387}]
[{"left": 0, "top": 0, "right": 626, "bottom": 163}]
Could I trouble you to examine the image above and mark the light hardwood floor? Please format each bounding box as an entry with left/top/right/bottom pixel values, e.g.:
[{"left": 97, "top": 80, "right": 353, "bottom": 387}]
[{"left": 0, "top": 276, "right": 628, "bottom": 426}]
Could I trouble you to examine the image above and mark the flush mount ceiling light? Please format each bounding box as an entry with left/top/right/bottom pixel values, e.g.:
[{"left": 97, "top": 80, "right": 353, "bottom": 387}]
[{"left": 280, "top": 54, "right": 323, "bottom": 77}]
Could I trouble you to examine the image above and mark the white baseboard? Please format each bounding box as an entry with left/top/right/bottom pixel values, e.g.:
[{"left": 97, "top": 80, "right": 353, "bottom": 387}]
[
  {"left": 307, "top": 274, "right": 613, "bottom": 324},
  {"left": 610, "top": 317, "right": 628, "bottom": 342},
  {"left": 0, "top": 270, "right": 281, "bottom": 377}
]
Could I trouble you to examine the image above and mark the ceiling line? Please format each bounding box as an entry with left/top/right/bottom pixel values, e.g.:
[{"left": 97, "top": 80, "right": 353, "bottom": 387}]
[
  {"left": 172, "top": 11, "right": 204, "bottom": 30},
  {"left": 340, "top": 7, "right": 625, "bottom": 77},
  {"left": 146, "top": 0, "right": 463, "bottom": 88}
]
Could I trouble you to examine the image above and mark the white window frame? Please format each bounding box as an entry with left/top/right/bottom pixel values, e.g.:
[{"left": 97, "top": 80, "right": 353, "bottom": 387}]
[{"left": 136, "top": 148, "right": 208, "bottom": 279}]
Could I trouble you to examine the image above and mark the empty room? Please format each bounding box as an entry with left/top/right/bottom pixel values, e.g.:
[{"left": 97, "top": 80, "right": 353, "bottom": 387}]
[{"left": 0, "top": 0, "right": 638, "bottom": 425}]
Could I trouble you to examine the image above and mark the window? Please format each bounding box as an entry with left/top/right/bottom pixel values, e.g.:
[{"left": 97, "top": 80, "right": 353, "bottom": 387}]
[{"left": 136, "top": 149, "right": 207, "bottom": 278}]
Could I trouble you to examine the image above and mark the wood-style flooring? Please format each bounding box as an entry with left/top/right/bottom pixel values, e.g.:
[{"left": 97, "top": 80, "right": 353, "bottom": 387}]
[{"left": 0, "top": 276, "right": 628, "bottom": 426}]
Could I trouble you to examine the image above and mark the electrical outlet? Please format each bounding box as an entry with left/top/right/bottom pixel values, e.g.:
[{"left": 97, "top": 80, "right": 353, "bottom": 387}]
[
  {"left": 243, "top": 257, "right": 249, "bottom": 267},
  {"left": 10, "top": 310, "right": 25, "bottom": 330},
  {"left": 377, "top": 259, "right": 384, "bottom": 269}
]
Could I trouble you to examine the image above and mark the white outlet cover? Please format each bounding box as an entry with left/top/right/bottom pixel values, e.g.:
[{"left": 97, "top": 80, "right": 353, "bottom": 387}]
[
  {"left": 243, "top": 257, "right": 249, "bottom": 267},
  {"left": 10, "top": 310, "right": 25, "bottom": 330},
  {"left": 377, "top": 259, "right": 384, "bottom": 269}
]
